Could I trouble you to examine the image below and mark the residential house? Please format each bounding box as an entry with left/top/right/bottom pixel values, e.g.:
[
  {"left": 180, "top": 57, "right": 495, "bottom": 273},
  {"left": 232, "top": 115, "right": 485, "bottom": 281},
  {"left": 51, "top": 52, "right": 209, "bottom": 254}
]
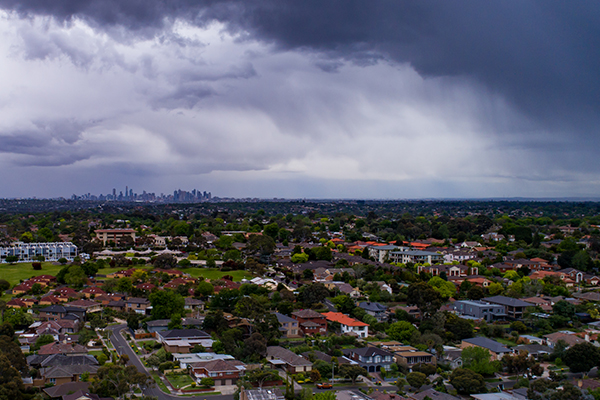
[
  {"left": 184, "top": 298, "right": 205, "bottom": 313},
  {"left": 38, "top": 342, "right": 88, "bottom": 356},
  {"left": 543, "top": 332, "right": 586, "bottom": 348},
  {"left": 513, "top": 344, "right": 552, "bottom": 360},
  {"left": 409, "top": 389, "right": 460, "bottom": 400},
  {"left": 343, "top": 346, "right": 395, "bottom": 373},
  {"left": 291, "top": 310, "right": 328, "bottom": 336},
  {"left": 37, "top": 365, "right": 99, "bottom": 387},
  {"left": 190, "top": 359, "right": 246, "bottom": 386},
  {"left": 266, "top": 346, "right": 312, "bottom": 374},
  {"left": 482, "top": 296, "right": 532, "bottom": 320},
  {"left": 358, "top": 302, "right": 389, "bottom": 322},
  {"left": 273, "top": 312, "right": 301, "bottom": 338},
  {"left": 156, "top": 329, "right": 213, "bottom": 353},
  {"left": 460, "top": 337, "right": 512, "bottom": 360},
  {"left": 452, "top": 300, "right": 506, "bottom": 322},
  {"left": 173, "top": 353, "right": 235, "bottom": 369},
  {"left": 65, "top": 299, "right": 102, "bottom": 314},
  {"left": 39, "top": 305, "right": 85, "bottom": 321},
  {"left": 43, "top": 382, "right": 91, "bottom": 399},
  {"left": 322, "top": 312, "right": 369, "bottom": 338},
  {"left": 240, "top": 388, "right": 285, "bottom": 400},
  {"left": 80, "top": 287, "right": 106, "bottom": 299},
  {"left": 126, "top": 297, "right": 151, "bottom": 314}
]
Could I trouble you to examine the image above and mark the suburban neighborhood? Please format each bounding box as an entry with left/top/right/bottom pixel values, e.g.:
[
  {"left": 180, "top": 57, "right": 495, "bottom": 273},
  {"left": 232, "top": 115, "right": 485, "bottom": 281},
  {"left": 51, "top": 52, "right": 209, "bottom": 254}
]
[{"left": 1, "top": 200, "right": 600, "bottom": 400}]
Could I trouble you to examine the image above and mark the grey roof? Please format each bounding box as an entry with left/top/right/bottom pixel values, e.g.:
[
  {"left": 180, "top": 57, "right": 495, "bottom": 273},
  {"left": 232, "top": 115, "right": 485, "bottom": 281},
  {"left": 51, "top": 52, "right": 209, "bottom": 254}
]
[
  {"left": 462, "top": 337, "right": 511, "bottom": 354},
  {"left": 344, "top": 346, "right": 394, "bottom": 358},
  {"left": 358, "top": 302, "right": 388, "bottom": 312},
  {"left": 41, "top": 365, "right": 99, "bottom": 378},
  {"left": 161, "top": 329, "right": 210, "bottom": 339},
  {"left": 483, "top": 295, "right": 532, "bottom": 308},
  {"left": 410, "top": 388, "right": 460, "bottom": 400},
  {"left": 273, "top": 312, "right": 296, "bottom": 323},
  {"left": 146, "top": 319, "right": 170, "bottom": 327},
  {"left": 513, "top": 344, "right": 552, "bottom": 355},
  {"left": 28, "top": 354, "right": 98, "bottom": 368},
  {"left": 244, "top": 388, "right": 284, "bottom": 400},
  {"left": 44, "top": 382, "right": 91, "bottom": 398},
  {"left": 267, "top": 346, "right": 312, "bottom": 366}
]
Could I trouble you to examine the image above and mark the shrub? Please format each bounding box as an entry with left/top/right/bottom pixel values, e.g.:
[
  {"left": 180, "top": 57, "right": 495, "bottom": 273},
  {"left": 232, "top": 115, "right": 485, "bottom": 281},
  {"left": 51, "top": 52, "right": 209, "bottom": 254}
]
[{"left": 32, "top": 262, "right": 42, "bottom": 270}]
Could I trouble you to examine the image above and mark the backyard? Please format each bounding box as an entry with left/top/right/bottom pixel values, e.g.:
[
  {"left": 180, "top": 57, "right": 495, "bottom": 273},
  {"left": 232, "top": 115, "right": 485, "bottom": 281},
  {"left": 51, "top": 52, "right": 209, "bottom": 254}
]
[{"left": 185, "top": 268, "right": 253, "bottom": 282}]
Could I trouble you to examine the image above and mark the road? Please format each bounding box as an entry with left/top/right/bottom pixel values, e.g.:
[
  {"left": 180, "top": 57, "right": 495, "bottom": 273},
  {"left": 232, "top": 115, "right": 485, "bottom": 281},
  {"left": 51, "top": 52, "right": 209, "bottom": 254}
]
[
  {"left": 108, "top": 324, "right": 234, "bottom": 400},
  {"left": 107, "top": 324, "right": 371, "bottom": 400}
]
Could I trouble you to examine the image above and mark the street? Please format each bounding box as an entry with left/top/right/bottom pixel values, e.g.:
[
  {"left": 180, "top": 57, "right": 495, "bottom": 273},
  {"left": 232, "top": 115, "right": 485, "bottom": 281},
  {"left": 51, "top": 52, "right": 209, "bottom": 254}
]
[{"left": 108, "top": 324, "right": 235, "bottom": 400}]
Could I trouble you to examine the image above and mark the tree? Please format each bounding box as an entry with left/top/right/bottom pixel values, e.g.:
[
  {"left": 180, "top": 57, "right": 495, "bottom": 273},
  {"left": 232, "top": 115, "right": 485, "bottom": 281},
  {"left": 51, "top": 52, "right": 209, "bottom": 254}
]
[
  {"left": 209, "top": 289, "right": 242, "bottom": 312},
  {"left": 449, "top": 368, "right": 486, "bottom": 395},
  {"left": 0, "top": 354, "right": 25, "bottom": 400},
  {"left": 195, "top": 281, "right": 214, "bottom": 298},
  {"left": 90, "top": 364, "right": 152, "bottom": 400},
  {"left": 149, "top": 290, "right": 185, "bottom": 319},
  {"left": 5, "top": 255, "right": 18, "bottom": 264},
  {"left": 503, "top": 351, "right": 540, "bottom": 376},
  {"left": 247, "top": 234, "right": 276, "bottom": 256},
  {"left": 33, "top": 334, "right": 55, "bottom": 351},
  {"left": 462, "top": 346, "right": 500, "bottom": 375},
  {"left": 200, "top": 377, "right": 215, "bottom": 388},
  {"left": 386, "top": 321, "right": 417, "bottom": 343},
  {"left": 291, "top": 253, "right": 309, "bottom": 264},
  {"left": 299, "top": 283, "right": 329, "bottom": 307},
  {"left": 339, "top": 364, "right": 367, "bottom": 384},
  {"left": 65, "top": 265, "right": 87, "bottom": 288},
  {"left": 127, "top": 313, "right": 140, "bottom": 330},
  {"left": 406, "top": 371, "right": 428, "bottom": 388},
  {"left": 153, "top": 254, "right": 177, "bottom": 269},
  {"left": 488, "top": 282, "right": 504, "bottom": 296},
  {"left": 331, "top": 295, "right": 355, "bottom": 314},
  {"left": 428, "top": 276, "right": 456, "bottom": 299},
  {"left": 202, "top": 310, "right": 229, "bottom": 333},
  {"left": 242, "top": 333, "right": 268, "bottom": 362},
  {"left": 234, "top": 297, "right": 266, "bottom": 321},
  {"left": 0, "top": 335, "right": 27, "bottom": 372},
  {"left": 553, "top": 300, "right": 576, "bottom": 319},
  {"left": 563, "top": 342, "right": 600, "bottom": 373},
  {"left": 263, "top": 223, "right": 280, "bottom": 239},
  {"left": 467, "top": 285, "right": 485, "bottom": 300},
  {"left": 407, "top": 282, "right": 442, "bottom": 318}
]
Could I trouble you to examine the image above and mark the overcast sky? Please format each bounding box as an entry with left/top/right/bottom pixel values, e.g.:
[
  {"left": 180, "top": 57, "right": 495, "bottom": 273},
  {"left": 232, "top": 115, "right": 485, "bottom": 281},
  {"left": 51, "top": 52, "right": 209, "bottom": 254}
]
[{"left": 0, "top": 1, "right": 599, "bottom": 199}]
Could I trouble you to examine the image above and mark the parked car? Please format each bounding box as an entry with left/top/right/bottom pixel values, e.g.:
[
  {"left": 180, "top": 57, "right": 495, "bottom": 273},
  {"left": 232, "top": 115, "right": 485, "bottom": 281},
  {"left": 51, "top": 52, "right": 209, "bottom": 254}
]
[{"left": 316, "top": 383, "right": 332, "bottom": 389}]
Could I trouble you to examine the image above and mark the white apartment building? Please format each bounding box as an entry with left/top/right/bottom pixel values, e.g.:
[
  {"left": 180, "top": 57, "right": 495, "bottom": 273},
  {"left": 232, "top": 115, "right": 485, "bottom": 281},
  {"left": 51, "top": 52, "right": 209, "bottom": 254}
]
[{"left": 0, "top": 242, "right": 78, "bottom": 263}]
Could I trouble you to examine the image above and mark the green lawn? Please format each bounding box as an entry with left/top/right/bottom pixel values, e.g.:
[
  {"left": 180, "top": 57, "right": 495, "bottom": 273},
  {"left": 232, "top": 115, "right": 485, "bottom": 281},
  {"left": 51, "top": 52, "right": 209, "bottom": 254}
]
[
  {"left": 166, "top": 373, "right": 195, "bottom": 389},
  {"left": 0, "top": 262, "right": 64, "bottom": 286},
  {"left": 185, "top": 268, "right": 253, "bottom": 282},
  {"left": 151, "top": 372, "right": 170, "bottom": 393}
]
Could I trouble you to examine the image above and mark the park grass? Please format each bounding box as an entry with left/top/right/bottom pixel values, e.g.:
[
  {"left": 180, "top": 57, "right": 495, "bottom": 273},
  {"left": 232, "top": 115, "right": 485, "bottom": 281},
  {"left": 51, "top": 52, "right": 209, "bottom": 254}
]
[
  {"left": 165, "top": 373, "right": 195, "bottom": 389},
  {"left": 0, "top": 262, "right": 64, "bottom": 286},
  {"left": 185, "top": 268, "right": 253, "bottom": 282}
]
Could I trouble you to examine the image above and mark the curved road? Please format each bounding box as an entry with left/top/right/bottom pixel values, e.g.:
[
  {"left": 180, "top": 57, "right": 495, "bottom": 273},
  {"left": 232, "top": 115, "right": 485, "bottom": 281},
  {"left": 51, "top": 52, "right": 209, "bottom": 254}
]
[
  {"left": 107, "top": 324, "right": 366, "bottom": 400},
  {"left": 108, "top": 324, "right": 234, "bottom": 400}
]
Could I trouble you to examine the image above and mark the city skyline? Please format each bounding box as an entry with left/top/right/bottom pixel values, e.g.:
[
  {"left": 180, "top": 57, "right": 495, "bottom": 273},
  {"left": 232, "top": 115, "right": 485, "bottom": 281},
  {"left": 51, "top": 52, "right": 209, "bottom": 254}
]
[{"left": 0, "top": 2, "right": 599, "bottom": 199}]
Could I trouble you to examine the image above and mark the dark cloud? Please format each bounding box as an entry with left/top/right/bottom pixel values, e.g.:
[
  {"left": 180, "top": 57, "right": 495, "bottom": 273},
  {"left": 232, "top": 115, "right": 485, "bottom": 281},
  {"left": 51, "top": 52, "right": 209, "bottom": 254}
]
[
  {"left": 0, "top": 119, "right": 94, "bottom": 165},
  {"left": 2, "top": 0, "right": 599, "bottom": 138}
]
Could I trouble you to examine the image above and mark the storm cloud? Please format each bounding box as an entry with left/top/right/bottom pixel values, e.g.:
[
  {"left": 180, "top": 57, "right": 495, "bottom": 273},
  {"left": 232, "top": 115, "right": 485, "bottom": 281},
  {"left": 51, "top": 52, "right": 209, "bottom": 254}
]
[{"left": 0, "top": 1, "right": 598, "bottom": 198}]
